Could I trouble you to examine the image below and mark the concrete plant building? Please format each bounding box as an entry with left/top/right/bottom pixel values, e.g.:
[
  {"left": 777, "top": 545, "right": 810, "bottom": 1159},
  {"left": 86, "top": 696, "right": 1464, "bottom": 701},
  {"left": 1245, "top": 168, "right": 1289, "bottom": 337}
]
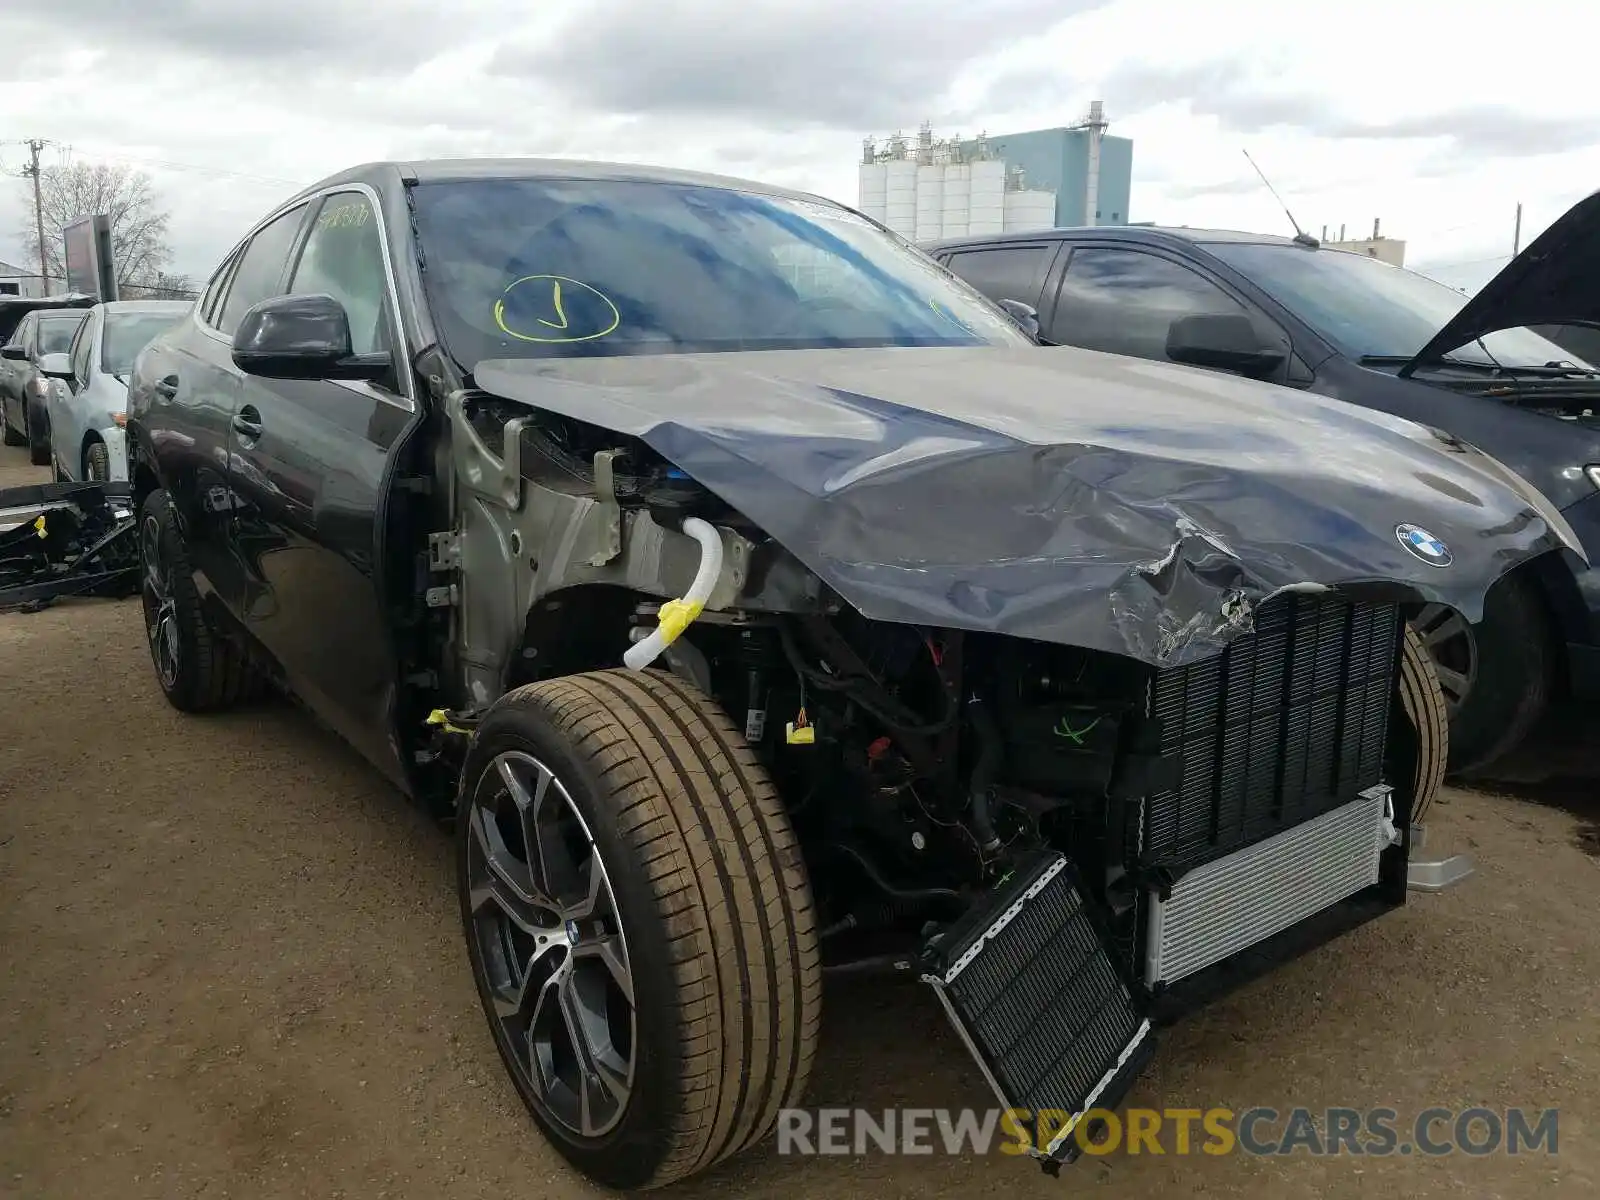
[{"left": 858, "top": 102, "right": 1134, "bottom": 244}]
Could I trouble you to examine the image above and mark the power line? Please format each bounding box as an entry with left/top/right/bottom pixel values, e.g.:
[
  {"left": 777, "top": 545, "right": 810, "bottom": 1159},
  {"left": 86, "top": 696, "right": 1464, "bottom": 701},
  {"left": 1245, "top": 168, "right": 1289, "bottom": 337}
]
[
  {"left": 1, "top": 139, "right": 306, "bottom": 188},
  {"left": 1416, "top": 254, "right": 1513, "bottom": 273},
  {"left": 54, "top": 144, "right": 307, "bottom": 188}
]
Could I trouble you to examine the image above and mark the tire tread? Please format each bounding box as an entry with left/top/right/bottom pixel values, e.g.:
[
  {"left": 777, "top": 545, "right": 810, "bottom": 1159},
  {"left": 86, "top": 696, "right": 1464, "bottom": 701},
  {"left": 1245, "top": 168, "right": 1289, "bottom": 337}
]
[
  {"left": 142, "top": 489, "right": 266, "bottom": 712},
  {"left": 490, "top": 667, "right": 821, "bottom": 1189},
  {"left": 1398, "top": 624, "right": 1449, "bottom": 824}
]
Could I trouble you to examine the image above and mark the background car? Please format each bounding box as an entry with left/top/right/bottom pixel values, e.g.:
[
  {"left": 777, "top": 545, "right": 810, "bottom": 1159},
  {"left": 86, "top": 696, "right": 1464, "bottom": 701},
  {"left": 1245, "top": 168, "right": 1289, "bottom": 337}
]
[
  {"left": 45, "top": 299, "right": 192, "bottom": 482},
  {"left": 930, "top": 199, "right": 1600, "bottom": 776},
  {"left": 0, "top": 298, "right": 91, "bottom": 466}
]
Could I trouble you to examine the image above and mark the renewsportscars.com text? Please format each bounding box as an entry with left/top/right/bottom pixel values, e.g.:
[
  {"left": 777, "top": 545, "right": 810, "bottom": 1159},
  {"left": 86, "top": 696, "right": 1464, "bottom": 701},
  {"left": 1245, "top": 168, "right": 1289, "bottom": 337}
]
[{"left": 776, "top": 1106, "right": 1559, "bottom": 1158}]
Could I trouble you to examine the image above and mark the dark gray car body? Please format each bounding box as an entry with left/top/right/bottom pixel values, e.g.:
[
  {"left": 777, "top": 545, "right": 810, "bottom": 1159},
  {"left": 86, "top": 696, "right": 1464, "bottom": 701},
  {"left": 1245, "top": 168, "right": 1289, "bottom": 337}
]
[{"left": 122, "top": 158, "right": 1580, "bottom": 795}]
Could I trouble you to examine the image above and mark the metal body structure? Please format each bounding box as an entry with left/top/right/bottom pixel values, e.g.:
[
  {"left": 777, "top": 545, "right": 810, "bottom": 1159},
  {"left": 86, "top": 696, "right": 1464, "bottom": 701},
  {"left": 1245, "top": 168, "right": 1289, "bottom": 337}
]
[
  {"left": 119, "top": 158, "right": 1542, "bottom": 1190},
  {"left": 0, "top": 480, "right": 138, "bottom": 611}
]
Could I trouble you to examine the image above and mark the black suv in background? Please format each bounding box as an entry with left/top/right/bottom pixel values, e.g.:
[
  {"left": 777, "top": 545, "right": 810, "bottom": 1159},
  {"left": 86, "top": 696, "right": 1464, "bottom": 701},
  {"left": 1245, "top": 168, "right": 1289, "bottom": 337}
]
[{"left": 931, "top": 193, "right": 1600, "bottom": 775}]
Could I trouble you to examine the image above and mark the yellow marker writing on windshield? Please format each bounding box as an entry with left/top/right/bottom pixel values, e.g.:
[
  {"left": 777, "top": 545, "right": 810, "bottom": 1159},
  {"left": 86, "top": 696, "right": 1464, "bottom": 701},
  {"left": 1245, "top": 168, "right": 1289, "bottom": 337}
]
[
  {"left": 540, "top": 279, "right": 570, "bottom": 330},
  {"left": 493, "top": 275, "right": 621, "bottom": 345},
  {"left": 929, "top": 298, "right": 974, "bottom": 333}
]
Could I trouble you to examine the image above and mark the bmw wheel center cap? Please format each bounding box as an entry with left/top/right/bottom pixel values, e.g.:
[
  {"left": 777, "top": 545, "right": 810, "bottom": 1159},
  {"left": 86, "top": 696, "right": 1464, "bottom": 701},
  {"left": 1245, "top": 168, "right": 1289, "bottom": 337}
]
[{"left": 1395, "top": 523, "right": 1452, "bottom": 567}]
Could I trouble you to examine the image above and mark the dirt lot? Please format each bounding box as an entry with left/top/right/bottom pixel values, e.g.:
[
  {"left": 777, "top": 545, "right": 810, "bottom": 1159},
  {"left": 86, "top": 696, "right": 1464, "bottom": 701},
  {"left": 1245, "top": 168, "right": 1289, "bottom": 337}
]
[{"left": 3, "top": 442, "right": 1598, "bottom": 1199}]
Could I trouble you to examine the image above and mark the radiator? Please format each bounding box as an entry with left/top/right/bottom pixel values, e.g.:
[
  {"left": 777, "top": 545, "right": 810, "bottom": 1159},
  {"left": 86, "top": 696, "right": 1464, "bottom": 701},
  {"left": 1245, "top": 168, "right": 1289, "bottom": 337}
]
[
  {"left": 924, "top": 851, "right": 1155, "bottom": 1165},
  {"left": 1143, "top": 783, "right": 1398, "bottom": 989}
]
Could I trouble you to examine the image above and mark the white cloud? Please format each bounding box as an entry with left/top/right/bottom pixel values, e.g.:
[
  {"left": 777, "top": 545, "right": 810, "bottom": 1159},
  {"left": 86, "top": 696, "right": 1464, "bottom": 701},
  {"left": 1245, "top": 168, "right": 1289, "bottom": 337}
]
[{"left": 0, "top": 0, "right": 1595, "bottom": 292}]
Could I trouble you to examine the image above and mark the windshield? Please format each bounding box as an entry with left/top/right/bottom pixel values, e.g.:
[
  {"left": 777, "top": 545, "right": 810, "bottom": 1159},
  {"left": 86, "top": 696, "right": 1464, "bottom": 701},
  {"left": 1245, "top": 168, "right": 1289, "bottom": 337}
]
[
  {"left": 1205, "top": 242, "right": 1592, "bottom": 370},
  {"left": 37, "top": 315, "right": 82, "bottom": 356},
  {"left": 102, "top": 311, "right": 186, "bottom": 376},
  {"left": 409, "top": 177, "right": 1030, "bottom": 367}
]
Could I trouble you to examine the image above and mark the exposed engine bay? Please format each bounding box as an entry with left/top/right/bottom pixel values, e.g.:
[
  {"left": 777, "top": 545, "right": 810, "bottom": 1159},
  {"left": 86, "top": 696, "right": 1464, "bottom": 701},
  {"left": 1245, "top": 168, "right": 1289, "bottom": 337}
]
[
  {"left": 1430, "top": 371, "right": 1600, "bottom": 421},
  {"left": 425, "top": 394, "right": 1431, "bottom": 1168}
]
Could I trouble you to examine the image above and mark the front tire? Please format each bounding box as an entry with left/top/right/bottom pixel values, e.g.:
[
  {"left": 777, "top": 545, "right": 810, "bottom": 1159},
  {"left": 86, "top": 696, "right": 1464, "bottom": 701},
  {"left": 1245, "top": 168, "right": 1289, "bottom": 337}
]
[
  {"left": 138, "top": 488, "right": 263, "bottom": 712},
  {"left": 458, "top": 668, "right": 822, "bottom": 1191},
  {"left": 1398, "top": 623, "right": 1449, "bottom": 825},
  {"left": 85, "top": 440, "right": 111, "bottom": 482}
]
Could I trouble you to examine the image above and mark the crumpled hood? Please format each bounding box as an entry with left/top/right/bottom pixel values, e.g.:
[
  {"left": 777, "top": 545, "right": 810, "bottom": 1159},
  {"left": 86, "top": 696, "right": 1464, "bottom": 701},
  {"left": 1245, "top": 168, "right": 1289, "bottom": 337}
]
[
  {"left": 475, "top": 344, "right": 1581, "bottom": 667},
  {"left": 1404, "top": 187, "right": 1600, "bottom": 374}
]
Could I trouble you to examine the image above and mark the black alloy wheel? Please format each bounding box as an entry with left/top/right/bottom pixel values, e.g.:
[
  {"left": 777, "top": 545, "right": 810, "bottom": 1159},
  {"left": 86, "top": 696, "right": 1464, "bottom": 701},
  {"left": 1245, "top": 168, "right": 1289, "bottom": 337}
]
[
  {"left": 140, "top": 510, "right": 182, "bottom": 693},
  {"left": 462, "top": 748, "right": 637, "bottom": 1141},
  {"left": 1410, "top": 603, "right": 1478, "bottom": 716}
]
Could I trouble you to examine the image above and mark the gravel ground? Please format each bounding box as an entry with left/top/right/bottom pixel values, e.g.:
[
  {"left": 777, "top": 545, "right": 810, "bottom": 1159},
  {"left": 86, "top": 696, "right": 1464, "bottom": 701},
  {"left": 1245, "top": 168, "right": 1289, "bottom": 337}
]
[{"left": 2, "top": 443, "right": 1598, "bottom": 1199}]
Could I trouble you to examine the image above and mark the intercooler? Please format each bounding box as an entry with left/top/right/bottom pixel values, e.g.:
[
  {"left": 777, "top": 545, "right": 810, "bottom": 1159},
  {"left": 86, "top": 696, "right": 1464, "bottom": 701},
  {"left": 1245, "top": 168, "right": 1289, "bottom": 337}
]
[
  {"left": 1143, "top": 783, "right": 1398, "bottom": 987},
  {"left": 1134, "top": 593, "right": 1405, "bottom": 988}
]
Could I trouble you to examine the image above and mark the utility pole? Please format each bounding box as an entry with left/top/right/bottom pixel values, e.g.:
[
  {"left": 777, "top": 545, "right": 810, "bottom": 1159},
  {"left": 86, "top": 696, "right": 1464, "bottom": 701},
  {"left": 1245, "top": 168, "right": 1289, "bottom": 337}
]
[
  {"left": 1512, "top": 202, "right": 1523, "bottom": 256},
  {"left": 22, "top": 139, "right": 49, "bottom": 293}
]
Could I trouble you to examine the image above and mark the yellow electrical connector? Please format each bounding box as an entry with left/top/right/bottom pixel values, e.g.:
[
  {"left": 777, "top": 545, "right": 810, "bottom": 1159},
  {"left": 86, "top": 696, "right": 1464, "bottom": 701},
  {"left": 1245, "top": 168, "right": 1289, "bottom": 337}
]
[
  {"left": 33, "top": 515, "right": 47, "bottom": 539},
  {"left": 785, "top": 707, "right": 815, "bottom": 745},
  {"left": 426, "top": 708, "right": 472, "bottom": 736},
  {"left": 655, "top": 596, "right": 705, "bottom": 646}
]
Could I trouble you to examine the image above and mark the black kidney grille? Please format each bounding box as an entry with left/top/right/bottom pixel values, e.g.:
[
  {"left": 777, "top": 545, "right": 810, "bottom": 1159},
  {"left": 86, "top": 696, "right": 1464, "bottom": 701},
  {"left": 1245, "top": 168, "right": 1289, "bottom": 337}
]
[{"left": 1139, "top": 595, "right": 1401, "bottom": 872}]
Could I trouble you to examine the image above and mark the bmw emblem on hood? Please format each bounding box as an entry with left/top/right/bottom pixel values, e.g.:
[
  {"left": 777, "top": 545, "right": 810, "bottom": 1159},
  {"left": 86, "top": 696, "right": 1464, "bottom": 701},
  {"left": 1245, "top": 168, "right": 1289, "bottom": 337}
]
[{"left": 1395, "top": 524, "right": 1452, "bottom": 567}]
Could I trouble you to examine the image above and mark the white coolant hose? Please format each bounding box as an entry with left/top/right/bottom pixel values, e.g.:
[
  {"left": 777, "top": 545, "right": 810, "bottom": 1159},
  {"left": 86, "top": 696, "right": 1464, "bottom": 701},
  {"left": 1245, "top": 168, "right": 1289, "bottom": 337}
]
[{"left": 623, "top": 517, "right": 724, "bottom": 670}]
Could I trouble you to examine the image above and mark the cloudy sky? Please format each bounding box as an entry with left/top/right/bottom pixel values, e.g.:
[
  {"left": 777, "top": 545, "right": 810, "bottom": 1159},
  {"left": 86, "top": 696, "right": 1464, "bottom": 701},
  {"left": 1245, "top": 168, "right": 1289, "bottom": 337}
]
[{"left": 1, "top": 0, "right": 1595, "bottom": 295}]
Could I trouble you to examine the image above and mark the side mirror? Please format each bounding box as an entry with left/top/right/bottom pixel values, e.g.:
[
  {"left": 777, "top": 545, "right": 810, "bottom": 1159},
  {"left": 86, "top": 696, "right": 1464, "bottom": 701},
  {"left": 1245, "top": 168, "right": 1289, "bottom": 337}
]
[
  {"left": 0, "top": 345, "right": 25, "bottom": 361},
  {"left": 231, "top": 293, "right": 390, "bottom": 382},
  {"left": 995, "top": 297, "right": 1041, "bottom": 341},
  {"left": 1166, "top": 313, "right": 1287, "bottom": 377},
  {"left": 38, "top": 352, "right": 72, "bottom": 380}
]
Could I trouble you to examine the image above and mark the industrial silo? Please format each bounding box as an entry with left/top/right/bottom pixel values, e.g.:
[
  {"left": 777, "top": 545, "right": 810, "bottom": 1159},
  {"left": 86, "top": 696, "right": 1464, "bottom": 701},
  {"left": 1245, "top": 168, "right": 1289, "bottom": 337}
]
[
  {"left": 968, "top": 159, "right": 1006, "bottom": 235},
  {"left": 858, "top": 161, "right": 889, "bottom": 224},
  {"left": 941, "top": 163, "right": 970, "bottom": 239},
  {"left": 1003, "top": 188, "right": 1058, "bottom": 233},
  {"left": 884, "top": 158, "right": 918, "bottom": 240},
  {"left": 915, "top": 163, "right": 945, "bottom": 243}
]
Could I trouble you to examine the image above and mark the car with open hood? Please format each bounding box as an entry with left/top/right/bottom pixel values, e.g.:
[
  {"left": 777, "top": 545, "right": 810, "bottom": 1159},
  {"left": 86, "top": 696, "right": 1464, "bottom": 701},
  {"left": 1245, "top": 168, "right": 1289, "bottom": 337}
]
[
  {"left": 123, "top": 159, "right": 1574, "bottom": 1190},
  {"left": 931, "top": 192, "right": 1600, "bottom": 775}
]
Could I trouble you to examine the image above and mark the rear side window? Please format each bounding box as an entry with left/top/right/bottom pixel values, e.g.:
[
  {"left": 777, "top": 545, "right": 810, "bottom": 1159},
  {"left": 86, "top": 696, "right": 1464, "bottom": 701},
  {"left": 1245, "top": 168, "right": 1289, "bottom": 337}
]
[
  {"left": 1051, "top": 247, "right": 1247, "bottom": 361},
  {"left": 199, "top": 251, "right": 240, "bottom": 327},
  {"left": 943, "top": 245, "right": 1052, "bottom": 307},
  {"left": 216, "top": 204, "right": 309, "bottom": 336}
]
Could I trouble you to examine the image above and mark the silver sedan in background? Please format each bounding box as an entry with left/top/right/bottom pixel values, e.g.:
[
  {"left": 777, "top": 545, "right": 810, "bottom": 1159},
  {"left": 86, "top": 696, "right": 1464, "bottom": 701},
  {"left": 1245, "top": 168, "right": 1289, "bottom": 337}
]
[{"left": 46, "top": 300, "right": 192, "bottom": 481}]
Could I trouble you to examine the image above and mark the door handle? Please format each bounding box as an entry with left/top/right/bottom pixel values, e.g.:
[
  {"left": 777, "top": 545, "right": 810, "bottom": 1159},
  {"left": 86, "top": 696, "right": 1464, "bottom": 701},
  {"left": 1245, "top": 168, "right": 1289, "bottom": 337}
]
[
  {"left": 153, "top": 375, "right": 179, "bottom": 399},
  {"left": 232, "top": 407, "right": 263, "bottom": 441}
]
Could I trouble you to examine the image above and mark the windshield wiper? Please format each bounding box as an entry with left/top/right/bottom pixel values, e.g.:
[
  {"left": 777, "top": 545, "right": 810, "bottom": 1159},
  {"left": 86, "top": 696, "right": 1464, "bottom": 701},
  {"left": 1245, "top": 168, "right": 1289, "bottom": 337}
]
[
  {"left": 1361, "top": 354, "right": 1600, "bottom": 379},
  {"left": 1508, "top": 361, "right": 1600, "bottom": 378},
  {"left": 1359, "top": 354, "right": 1499, "bottom": 372}
]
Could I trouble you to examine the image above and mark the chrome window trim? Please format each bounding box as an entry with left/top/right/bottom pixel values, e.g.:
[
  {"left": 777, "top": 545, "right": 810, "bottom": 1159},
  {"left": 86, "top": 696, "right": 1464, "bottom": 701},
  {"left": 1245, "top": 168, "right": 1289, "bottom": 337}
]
[{"left": 194, "top": 180, "right": 415, "bottom": 412}]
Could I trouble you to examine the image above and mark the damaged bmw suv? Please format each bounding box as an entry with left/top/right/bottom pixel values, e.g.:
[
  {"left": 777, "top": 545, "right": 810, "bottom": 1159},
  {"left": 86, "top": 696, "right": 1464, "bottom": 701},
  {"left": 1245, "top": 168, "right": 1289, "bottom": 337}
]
[{"left": 125, "top": 160, "right": 1580, "bottom": 1189}]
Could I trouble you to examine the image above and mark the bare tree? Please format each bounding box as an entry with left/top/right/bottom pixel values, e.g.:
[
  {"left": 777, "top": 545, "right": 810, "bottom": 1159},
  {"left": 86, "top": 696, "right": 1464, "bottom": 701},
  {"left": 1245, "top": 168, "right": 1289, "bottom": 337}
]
[
  {"left": 122, "top": 271, "right": 198, "bottom": 301},
  {"left": 16, "top": 161, "right": 175, "bottom": 291}
]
